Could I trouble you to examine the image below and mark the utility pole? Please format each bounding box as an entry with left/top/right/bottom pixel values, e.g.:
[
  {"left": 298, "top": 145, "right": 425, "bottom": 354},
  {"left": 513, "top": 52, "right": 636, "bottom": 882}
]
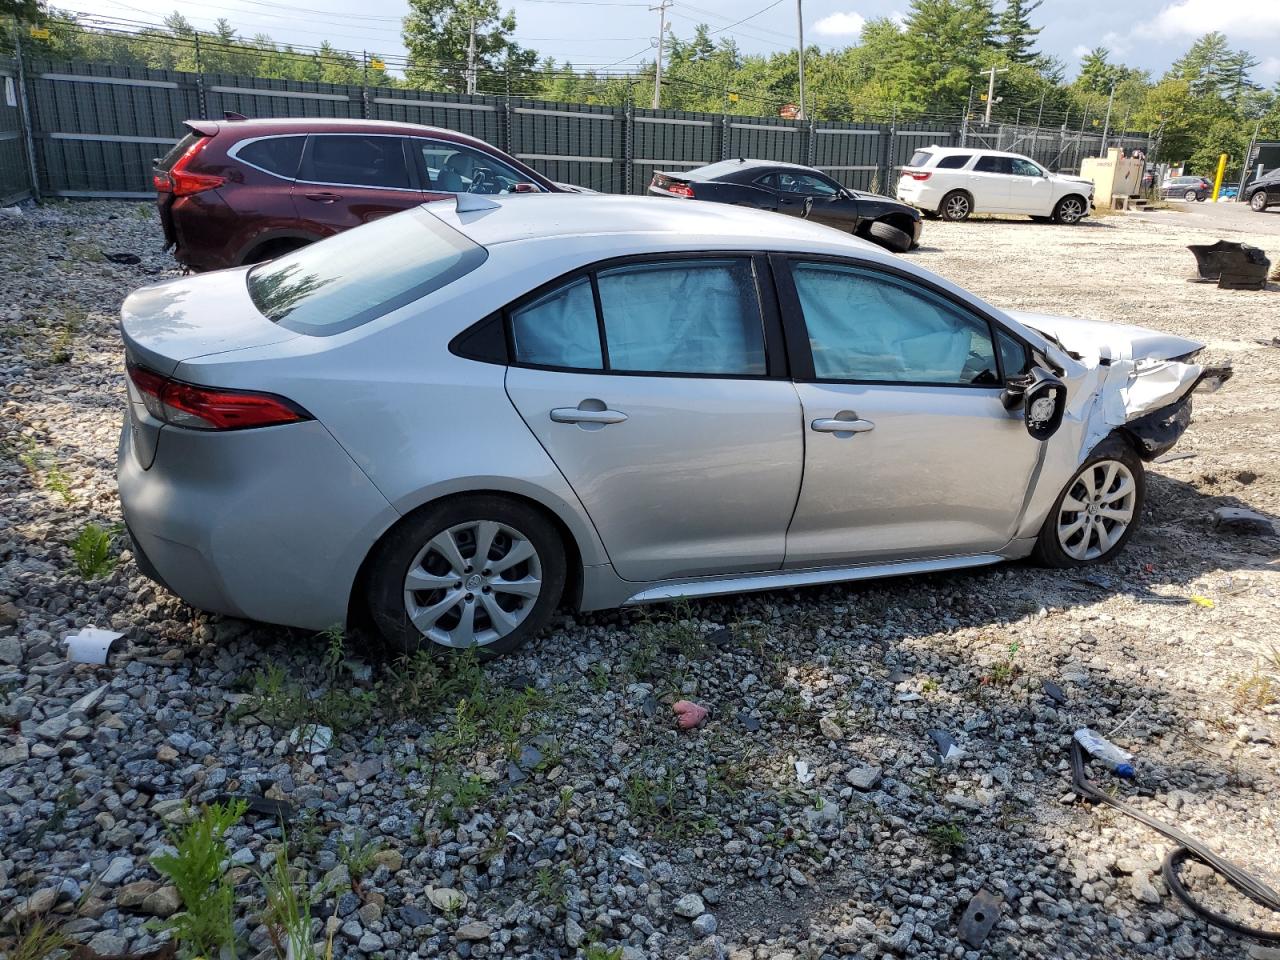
[
  {"left": 466, "top": 18, "right": 477, "bottom": 95},
  {"left": 981, "top": 66, "right": 1007, "bottom": 125},
  {"left": 1098, "top": 82, "right": 1115, "bottom": 156},
  {"left": 1236, "top": 118, "right": 1262, "bottom": 202},
  {"left": 650, "top": 0, "right": 671, "bottom": 110},
  {"left": 795, "top": 0, "right": 806, "bottom": 120}
]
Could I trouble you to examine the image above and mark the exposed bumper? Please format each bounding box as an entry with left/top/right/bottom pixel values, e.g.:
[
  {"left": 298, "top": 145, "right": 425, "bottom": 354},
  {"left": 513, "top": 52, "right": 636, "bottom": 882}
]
[
  {"left": 1121, "top": 394, "right": 1192, "bottom": 460},
  {"left": 118, "top": 415, "right": 398, "bottom": 631}
]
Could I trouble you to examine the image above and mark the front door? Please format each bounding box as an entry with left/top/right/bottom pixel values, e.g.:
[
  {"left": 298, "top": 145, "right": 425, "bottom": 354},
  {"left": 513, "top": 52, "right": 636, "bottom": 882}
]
[
  {"left": 503, "top": 255, "right": 803, "bottom": 582},
  {"left": 766, "top": 171, "right": 860, "bottom": 230},
  {"left": 777, "top": 258, "right": 1042, "bottom": 567},
  {"left": 1006, "top": 157, "right": 1056, "bottom": 215},
  {"left": 290, "top": 134, "right": 421, "bottom": 236}
]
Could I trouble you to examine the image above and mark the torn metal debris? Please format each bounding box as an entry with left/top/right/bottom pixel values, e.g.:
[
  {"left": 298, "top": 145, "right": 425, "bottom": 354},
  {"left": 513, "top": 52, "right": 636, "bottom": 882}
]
[
  {"left": 958, "top": 888, "right": 1002, "bottom": 948},
  {"left": 1187, "top": 241, "right": 1271, "bottom": 291}
]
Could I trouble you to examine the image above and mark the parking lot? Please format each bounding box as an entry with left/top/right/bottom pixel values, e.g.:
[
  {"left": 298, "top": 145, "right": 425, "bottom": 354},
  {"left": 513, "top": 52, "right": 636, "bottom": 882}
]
[{"left": 1, "top": 202, "right": 1278, "bottom": 959}]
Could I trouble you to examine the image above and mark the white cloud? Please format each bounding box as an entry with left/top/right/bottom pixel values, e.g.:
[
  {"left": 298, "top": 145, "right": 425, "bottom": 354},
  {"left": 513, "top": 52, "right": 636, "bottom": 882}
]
[
  {"left": 1260, "top": 57, "right": 1280, "bottom": 78},
  {"left": 814, "top": 11, "right": 866, "bottom": 36},
  {"left": 1072, "top": 44, "right": 1090, "bottom": 58},
  {"left": 889, "top": 10, "right": 908, "bottom": 27},
  {"left": 1146, "top": 0, "right": 1280, "bottom": 38}
]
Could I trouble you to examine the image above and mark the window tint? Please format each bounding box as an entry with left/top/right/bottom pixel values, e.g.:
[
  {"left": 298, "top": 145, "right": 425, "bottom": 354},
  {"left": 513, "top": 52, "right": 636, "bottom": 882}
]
[
  {"left": 510, "top": 278, "right": 603, "bottom": 369},
  {"left": 416, "top": 139, "right": 538, "bottom": 195},
  {"left": 974, "top": 155, "right": 1012, "bottom": 175},
  {"left": 236, "top": 136, "right": 304, "bottom": 178},
  {"left": 1010, "top": 158, "right": 1043, "bottom": 177},
  {"left": 996, "top": 329, "right": 1029, "bottom": 378},
  {"left": 773, "top": 172, "right": 839, "bottom": 196},
  {"left": 791, "top": 262, "right": 998, "bottom": 385},
  {"left": 247, "top": 207, "right": 486, "bottom": 336},
  {"left": 303, "top": 135, "right": 409, "bottom": 189},
  {"left": 908, "top": 150, "right": 933, "bottom": 167},
  {"left": 936, "top": 154, "right": 971, "bottom": 169},
  {"left": 596, "top": 260, "right": 766, "bottom": 374}
]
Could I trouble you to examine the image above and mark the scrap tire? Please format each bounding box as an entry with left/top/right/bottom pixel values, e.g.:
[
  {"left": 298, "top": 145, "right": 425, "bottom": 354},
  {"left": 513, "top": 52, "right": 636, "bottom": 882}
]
[
  {"left": 1032, "top": 436, "right": 1146, "bottom": 569},
  {"left": 866, "top": 220, "right": 913, "bottom": 253}
]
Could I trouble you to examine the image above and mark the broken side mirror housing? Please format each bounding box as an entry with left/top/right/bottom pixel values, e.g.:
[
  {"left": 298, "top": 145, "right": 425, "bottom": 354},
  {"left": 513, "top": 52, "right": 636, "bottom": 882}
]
[{"left": 1001, "top": 367, "right": 1067, "bottom": 440}]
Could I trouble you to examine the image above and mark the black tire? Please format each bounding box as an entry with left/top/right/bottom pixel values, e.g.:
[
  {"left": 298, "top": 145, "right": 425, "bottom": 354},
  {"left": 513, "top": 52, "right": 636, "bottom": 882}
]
[
  {"left": 1052, "top": 195, "right": 1088, "bottom": 224},
  {"left": 366, "top": 495, "right": 566, "bottom": 658},
  {"left": 940, "top": 191, "right": 972, "bottom": 222},
  {"left": 866, "top": 219, "right": 913, "bottom": 253},
  {"left": 241, "top": 238, "right": 309, "bottom": 265},
  {"left": 1251, "top": 190, "right": 1269, "bottom": 212},
  {"left": 1032, "top": 436, "right": 1146, "bottom": 568}
]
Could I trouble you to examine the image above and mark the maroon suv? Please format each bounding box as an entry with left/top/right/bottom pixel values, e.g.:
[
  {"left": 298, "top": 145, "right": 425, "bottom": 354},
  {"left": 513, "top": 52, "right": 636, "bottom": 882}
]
[{"left": 154, "top": 117, "right": 561, "bottom": 271}]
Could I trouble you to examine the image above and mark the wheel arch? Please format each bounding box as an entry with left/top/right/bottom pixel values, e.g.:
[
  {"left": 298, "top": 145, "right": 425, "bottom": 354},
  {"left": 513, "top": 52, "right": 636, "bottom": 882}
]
[
  {"left": 234, "top": 229, "right": 324, "bottom": 266},
  {"left": 868, "top": 210, "right": 917, "bottom": 237}
]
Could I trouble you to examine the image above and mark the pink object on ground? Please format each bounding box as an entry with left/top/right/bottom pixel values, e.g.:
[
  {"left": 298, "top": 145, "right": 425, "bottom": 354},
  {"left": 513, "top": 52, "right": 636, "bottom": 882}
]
[{"left": 672, "top": 700, "right": 709, "bottom": 729}]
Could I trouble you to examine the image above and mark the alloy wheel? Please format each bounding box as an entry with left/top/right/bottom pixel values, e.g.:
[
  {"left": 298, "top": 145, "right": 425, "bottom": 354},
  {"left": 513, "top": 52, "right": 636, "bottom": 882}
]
[
  {"left": 1252, "top": 191, "right": 1268, "bottom": 212},
  {"left": 1184, "top": 190, "right": 1198, "bottom": 202},
  {"left": 402, "top": 520, "right": 543, "bottom": 648},
  {"left": 944, "top": 194, "right": 970, "bottom": 220},
  {"left": 1056, "top": 460, "right": 1137, "bottom": 561},
  {"left": 1058, "top": 197, "right": 1085, "bottom": 223}
]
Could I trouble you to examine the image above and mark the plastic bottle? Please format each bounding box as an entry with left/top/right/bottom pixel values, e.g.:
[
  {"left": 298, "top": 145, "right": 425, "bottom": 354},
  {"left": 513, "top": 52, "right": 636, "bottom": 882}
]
[{"left": 1074, "top": 728, "right": 1135, "bottom": 778}]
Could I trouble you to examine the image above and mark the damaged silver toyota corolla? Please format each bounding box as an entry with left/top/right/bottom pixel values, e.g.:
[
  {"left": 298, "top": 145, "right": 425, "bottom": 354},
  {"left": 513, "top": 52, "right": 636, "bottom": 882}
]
[{"left": 116, "top": 195, "right": 1231, "bottom": 656}]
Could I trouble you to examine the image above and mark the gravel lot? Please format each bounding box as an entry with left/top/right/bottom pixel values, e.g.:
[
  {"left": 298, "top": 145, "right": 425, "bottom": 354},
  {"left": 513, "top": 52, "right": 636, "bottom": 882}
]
[{"left": 1, "top": 202, "right": 1278, "bottom": 960}]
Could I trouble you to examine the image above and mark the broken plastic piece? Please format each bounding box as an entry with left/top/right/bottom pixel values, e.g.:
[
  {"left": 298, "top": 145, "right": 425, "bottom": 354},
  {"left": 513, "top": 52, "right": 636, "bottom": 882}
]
[
  {"left": 958, "top": 888, "right": 1002, "bottom": 948},
  {"left": 927, "top": 729, "right": 965, "bottom": 764},
  {"left": 1074, "top": 728, "right": 1135, "bottom": 778},
  {"left": 1189, "top": 594, "right": 1215, "bottom": 608},
  {"left": 1042, "top": 680, "right": 1067, "bottom": 705},
  {"left": 63, "top": 627, "right": 124, "bottom": 664},
  {"left": 672, "top": 700, "right": 708, "bottom": 729},
  {"left": 1187, "top": 241, "right": 1270, "bottom": 291},
  {"left": 795, "top": 760, "right": 815, "bottom": 784}
]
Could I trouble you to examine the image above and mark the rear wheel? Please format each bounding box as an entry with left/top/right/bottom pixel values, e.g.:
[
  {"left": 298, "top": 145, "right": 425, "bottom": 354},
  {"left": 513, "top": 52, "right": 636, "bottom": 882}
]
[
  {"left": 1052, "top": 195, "right": 1087, "bottom": 224},
  {"left": 366, "top": 495, "right": 566, "bottom": 657},
  {"left": 940, "top": 191, "right": 972, "bottom": 221},
  {"left": 1033, "top": 438, "right": 1145, "bottom": 568},
  {"left": 1251, "top": 190, "right": 1269, "bottom": 212},
  {"left": 865, "top": 219, "right": 913, "bottom": 253}
]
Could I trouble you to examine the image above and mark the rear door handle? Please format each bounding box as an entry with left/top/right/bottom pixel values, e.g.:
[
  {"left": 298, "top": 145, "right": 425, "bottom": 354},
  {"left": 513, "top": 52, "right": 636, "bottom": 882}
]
[
  {"left": 305, "top": 192, "right": 341, "bottom": 203},
  {"left": 812, "top": 415, "right": 875, "bottom": 434},
  {"left": 551, "top": 406, "right": 628, "bottom": 425}
]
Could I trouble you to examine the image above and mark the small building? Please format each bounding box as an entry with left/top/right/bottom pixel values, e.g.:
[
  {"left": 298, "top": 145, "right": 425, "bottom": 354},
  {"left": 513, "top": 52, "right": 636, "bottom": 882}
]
[{"left": 1080, "top": 148, "right": 1145, "bottom": 208}]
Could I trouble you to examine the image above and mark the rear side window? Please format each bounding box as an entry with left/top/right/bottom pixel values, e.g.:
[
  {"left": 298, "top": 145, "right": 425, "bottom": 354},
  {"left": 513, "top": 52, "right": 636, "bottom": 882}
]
[
  {"left": 907, "top": 150, "right": 933, "bottom": 168},
  {"left": 247, "top": 207, "right": 486, "bottom": 336},
  {"left": 302, "top": 135, "right": 410, "bottom": 189},
  {"left": 158, "top": 132, "right": 200, "bottom": 170},
  {"left": 974, "top": 155, "right": 1012, "bottom": 174},
  {"left": 510, "top": 278, "right": 602, "bottom": 369},
  {"left": 936, "top": 154, "right": 971, "bottom": 169},
  {"left": 236, "top": 136, "right": 304, "bottom": 178}
]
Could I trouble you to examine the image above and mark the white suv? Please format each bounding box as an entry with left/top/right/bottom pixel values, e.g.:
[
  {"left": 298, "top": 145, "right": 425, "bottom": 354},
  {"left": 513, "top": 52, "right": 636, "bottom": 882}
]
[{"left": 897, "top": 146, "right": 1094, "bottom": 224}]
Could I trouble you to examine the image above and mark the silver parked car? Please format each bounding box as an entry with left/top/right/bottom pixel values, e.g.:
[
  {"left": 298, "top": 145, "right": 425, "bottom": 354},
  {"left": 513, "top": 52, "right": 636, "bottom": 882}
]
[{"left": 117, "top": 194, "right": 1228, "bottom": 656}]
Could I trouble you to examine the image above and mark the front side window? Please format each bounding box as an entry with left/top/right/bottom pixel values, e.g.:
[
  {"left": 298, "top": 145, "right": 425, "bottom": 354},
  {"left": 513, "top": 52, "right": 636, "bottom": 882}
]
[
  {"left": 774, "top": 172, "right": 839, "bottom": 196},
  {"left": 974, "top": 155, "right": 1012, "bottom": 175},
  {"left": 509, "top": 258, "right": 767, "bottom": 376},
  {"left": 936, "top": 154, "right": 971, "bottom": 169},
  {"left": 248, "top": 206, "right": 486, "bottom": 335},
  {"left": 1010, "top": 158, "right": 1043, "bottom": 177},
  {"left": 236, "top": 136, "right": 304, "bottom": 178},
  {"left": 417, "top": 139, "right": 536, "bottom": 195},
  {"left": 303, "top": 135, "right": 409, "bottom": 189},
  {"left": 791, "top": 262, "right": 998, "bottom": 385}
]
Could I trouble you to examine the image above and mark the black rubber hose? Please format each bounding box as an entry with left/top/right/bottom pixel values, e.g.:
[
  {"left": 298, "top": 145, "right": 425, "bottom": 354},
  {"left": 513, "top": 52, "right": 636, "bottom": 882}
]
[{"left": 1069, "top": 738, "right": 1280, "bottom": 942}]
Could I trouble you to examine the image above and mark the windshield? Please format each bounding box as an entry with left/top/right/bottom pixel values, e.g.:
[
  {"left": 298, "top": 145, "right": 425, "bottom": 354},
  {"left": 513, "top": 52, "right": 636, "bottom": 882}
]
[{"left": 247, "top": 207, "right": 487, "bottom": 336}]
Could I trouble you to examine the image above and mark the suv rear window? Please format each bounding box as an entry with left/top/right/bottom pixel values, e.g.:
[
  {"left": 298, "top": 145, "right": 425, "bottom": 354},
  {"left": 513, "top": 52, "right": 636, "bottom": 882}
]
[
  {"left": 247, "top": 207, "right": 487, "bottom": 336},
  {"left": 236, "top": 136, "right": 304, "bottom": 178},
  {"left": 907, "top": 150, "right": 932, "bottom": 168}
]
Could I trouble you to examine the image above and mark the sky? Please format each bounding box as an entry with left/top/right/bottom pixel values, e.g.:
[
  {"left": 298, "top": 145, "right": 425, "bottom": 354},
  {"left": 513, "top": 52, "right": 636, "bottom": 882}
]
[{"left": 79, "top": 0, "right": 1280, "bottom": 84}]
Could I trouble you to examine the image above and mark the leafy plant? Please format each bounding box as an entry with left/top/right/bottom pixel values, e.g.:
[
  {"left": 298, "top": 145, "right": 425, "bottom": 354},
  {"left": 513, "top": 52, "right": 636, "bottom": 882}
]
[
  {"left": 337, "top": 834, "right": 383, "bottom": 892},
  {"left": 926, "top": 821, "right": 966, "bottom": 855},
  {"left": 984, "top": 642, "right": 1021, "bottom": 686},
  {"left": 71, "top": 522, "right": 117, "bottom": 580},
  {"left": 583, "top": 944, "right": 623, "bottom": 960},
  {"left": 151, "top": 799, "right": 247, "bottom": 960},
  {"left": 261, "top": 840, "right": 321, "bottom": 960},
  {"left": 17, "top": 438, "right": 74, "bottom": 504}
]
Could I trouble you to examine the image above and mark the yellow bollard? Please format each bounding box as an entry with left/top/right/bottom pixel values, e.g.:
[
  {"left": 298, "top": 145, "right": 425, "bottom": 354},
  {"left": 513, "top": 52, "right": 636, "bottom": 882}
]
[{"left": 1211, "top": 153, "right": 1227, "bottom": 202}]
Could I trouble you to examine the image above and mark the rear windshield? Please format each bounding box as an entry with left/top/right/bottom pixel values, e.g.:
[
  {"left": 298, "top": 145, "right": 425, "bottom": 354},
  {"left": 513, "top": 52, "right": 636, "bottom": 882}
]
[
  {"left": 907, "top": 150, "right": 933, "bottom": 168},
  {"left": 685, "top": 159, "right": 761, "bottom": 181},
  {"left": 158, "top": 132, "right": 199, "bottom": 170},
  {"left": 247, "top": 207, "right": 488, "bottom": 336}
]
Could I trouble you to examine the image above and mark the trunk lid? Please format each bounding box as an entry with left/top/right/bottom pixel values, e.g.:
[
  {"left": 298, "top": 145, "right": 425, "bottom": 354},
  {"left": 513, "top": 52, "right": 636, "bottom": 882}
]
[{"left": 120, "top": 270, "right": 299, "bottom": 377}]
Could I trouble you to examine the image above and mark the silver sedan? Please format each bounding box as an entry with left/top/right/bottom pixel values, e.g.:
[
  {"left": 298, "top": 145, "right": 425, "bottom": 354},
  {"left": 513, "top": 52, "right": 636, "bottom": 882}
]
[{"left": 117, "top": 194, "right": 1227, "bottom": 656}]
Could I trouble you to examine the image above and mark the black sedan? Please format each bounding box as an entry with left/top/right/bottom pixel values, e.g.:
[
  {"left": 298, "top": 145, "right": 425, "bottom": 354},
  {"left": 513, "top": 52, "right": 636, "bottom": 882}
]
[
  {"left": 1245, "top": 170, "right": 1280, "bottom": 212},
  {"left": 649, "top": 159, "right": 923, "bottom": 253}
]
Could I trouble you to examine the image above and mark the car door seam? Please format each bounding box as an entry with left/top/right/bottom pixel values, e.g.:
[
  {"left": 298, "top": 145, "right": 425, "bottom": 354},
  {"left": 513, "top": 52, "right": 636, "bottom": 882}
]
[{"left": 779, "top": 378, "right": 808, "bottom": 570}]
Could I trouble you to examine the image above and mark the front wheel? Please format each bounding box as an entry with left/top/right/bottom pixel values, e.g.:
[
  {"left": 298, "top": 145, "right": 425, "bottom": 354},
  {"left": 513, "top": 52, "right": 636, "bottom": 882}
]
[
  {"left": 1033, "top": 438, "right": 1145, "bottom": 568},
  {"left": 1052, "top": 195, "right": 1087, "bottom": 224},
  {"left": 366, "top": 495, "right": 566, "bottom": 657},
  {"left": 1184, "top": 189, "right": 1198, "bottom": 202},
  {"left": 1251, "top": 190, "right": 1269, "bottom": 212}
]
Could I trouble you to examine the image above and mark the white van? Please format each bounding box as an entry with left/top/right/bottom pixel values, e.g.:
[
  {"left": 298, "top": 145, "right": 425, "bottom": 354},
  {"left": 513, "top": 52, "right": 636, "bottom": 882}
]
[{"left": 897, "top": 146, "right": 1095, "bottom": 224}]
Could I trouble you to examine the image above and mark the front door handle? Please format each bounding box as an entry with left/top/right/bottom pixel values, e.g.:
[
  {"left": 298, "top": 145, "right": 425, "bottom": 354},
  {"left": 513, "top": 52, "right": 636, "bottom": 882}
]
[
  {"left": 305, "top": 192, "right": 341, "bottom": 203},
  {"left": 812, "top": 414, "right": 875, "bottom": 435},
  {"left": 551, "top": 401, "right": 628, "bottom": 426}
]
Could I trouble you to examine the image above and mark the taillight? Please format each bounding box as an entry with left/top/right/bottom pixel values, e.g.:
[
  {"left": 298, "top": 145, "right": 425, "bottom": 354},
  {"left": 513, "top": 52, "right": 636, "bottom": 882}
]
[
  {"left": 905, "top": 171, "right": 932, "bottom": 181},
  {"left": 127, "top": 363, "right": 311, "bottom": 431},
  {"left": 154, "top": 137, "right": 224, "bottom": 197},
  {"left": 667, "top": 182, "right": 695, "bottom": 198}
]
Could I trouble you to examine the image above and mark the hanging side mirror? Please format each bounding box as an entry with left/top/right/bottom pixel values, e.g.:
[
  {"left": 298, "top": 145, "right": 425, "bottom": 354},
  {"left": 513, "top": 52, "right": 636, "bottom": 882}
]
[{"left": 1001, "top": 367, "right": 1066, "bottom": 440}]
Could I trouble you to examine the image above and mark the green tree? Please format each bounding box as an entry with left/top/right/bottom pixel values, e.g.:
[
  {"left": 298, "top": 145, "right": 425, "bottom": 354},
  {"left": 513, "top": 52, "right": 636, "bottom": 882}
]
[
  {"left": 995, "top": 0, "right": 1041, "bottom": 64},
  {"left": 0, "top": 0, "right": 43, "bottom": 22},
  {"left": 894, "top": 0, "right": 998, "bottom": 113},
  {"left": 402, "top": 0, "right": 536, "bottom": 93}
]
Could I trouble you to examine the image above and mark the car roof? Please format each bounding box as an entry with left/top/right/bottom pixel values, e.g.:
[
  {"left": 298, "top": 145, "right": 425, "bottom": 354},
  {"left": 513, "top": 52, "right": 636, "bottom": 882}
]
[
  {"left": 915, "top": 145, "right": 1028, "bottom": 159},
  {"left": 199, "top": 116, "right": 488, "bottom": 143}
]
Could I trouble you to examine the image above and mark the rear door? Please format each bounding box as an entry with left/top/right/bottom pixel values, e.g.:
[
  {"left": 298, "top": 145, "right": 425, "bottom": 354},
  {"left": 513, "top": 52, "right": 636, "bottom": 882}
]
[
  {"left": 290, "top": 134, "right": 422, "bottom": 235},
  {"left": 969, "top": 155, "right": 1013, "bottom": 211},
  {"left": 504, "top": 254, "right": 803, "bottom": 582}
]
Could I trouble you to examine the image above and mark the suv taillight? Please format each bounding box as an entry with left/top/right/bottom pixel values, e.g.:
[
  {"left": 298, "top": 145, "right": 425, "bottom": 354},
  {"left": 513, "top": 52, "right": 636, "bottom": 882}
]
[
  {"left": 153, "top": 137, "right": 225, "bottom": 197},
  {"left": 127, "top": 363, "right": 311, "bottom": 431},
  {"left": 904, "top": 171, "right": 932, "bottom": 181}
]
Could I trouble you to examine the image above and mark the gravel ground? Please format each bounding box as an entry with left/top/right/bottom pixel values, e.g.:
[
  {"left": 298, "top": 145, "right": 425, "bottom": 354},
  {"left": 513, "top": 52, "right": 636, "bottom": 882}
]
[{"left": 1, "top": 202, "right": 1278, "bottom": 960}]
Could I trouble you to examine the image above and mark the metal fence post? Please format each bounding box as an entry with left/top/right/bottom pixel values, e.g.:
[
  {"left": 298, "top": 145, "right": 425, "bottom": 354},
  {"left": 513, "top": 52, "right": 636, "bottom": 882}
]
[
  {"left": 361, "top": 50, "right": 370, "bottom": 119},
  {"left": 193, "top": 33, "right": 207, "bottom": 117},
  {"left": 721, "top": 112, "right": 730, "bottom": 160},
  {"left": 623, "top": 100, "right": 633, "bottom": 194},
  {"left": 12, "top": 27, "right": 40, "bottom": 201}
]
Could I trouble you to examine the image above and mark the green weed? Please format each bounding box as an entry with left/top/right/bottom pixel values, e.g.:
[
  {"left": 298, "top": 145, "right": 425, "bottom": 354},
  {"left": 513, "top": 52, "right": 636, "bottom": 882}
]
[
  {"left": 71, "top": 522, "right": 117, "bottom": 580},
  {"left": 925, "top": 821, "right": 966, "bottom": 855},
  {"left": 337, "top": 834, "right": 383, "bottom": 891},
  {"left": 583, "top": 944, "right": 623, "bottom": 960},
  {"left": 0, "top": 918, "right": 69, "bottom": 960},
  {"left": 261, "top": 840, "right": 322, "bottom": 960},
  {"left": 17, "top": 438, "right": 74, "bottom": 504}
]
